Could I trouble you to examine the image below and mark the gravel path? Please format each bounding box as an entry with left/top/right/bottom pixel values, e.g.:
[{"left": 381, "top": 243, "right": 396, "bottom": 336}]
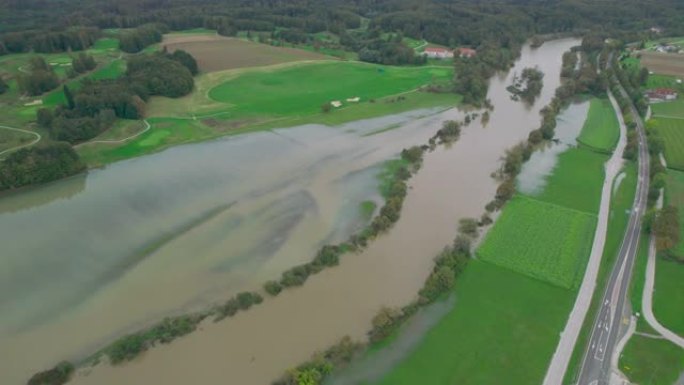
[
  {"left": 542, "top": 89, "right": 628, "bottom": 385},
  {"left": 0, "top": 124, "right": 42, "bottom": 157},
  {"left": 75, "top": 120, "right": 151, "bottom": 146}
]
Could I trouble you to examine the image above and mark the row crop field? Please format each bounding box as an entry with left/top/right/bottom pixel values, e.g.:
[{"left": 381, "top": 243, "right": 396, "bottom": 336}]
[
  {"left": 641, "top": 51, "right": 684, "bottom": 78},
  {"left": 656, "top": 117, "right": 684, "bottom": 170},
  {"left": 531, "top": 148, "right": 608, "bottom": 214},
  {"left": 372, "top": 261, "right": 575, "bottom": 385},
  {"left": 577, "top": 98, "right": 620, "bottom": 153},
  {"left": 477, "top": 195, "right": 597, "bottom": 290},
  {"left": 162, "top": 34, "right": 331, "bottom": 72}
]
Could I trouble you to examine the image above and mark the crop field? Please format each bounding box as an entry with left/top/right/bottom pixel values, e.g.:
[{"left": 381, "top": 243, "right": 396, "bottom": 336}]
[
  {"left": 651, "top": 99, "right": 684, "bottom": 119},
  {"left": 641, "top": 51, "right": 684, "bottom": 78},
  {"left": 532, "top": 148, "right": 608, "bottom": 214},
  {"left": 162, "top": 34, "right": 330, "bottom": 72},
  {"left": 477, "top": 196, "right": 597, "bottom": 289},
  {"left": 208, "top": 62, "right": 452, "bottom": 117},
  {"left": 577, "top": 98, "right": 620, "bottom": 152},
  {"left": 372, "top": 261, "right": 575, "bottom": 385},
  {"left": 656, "top": 118, "right": 684, "bottom": 170},
  {"left": 619, "top": 335, "right": 684, "bottom": 385}
]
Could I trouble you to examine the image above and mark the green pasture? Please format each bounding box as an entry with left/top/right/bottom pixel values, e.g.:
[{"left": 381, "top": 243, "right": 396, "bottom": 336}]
[
  {"left": 665, "top": 169, "right": 684, "bottom": 255},
  {"left": 656, "top": 117, "right": 684, "bottom": 170},
  {"left": 577, "top": 98, "right": 620, "bottom": 153},
  {"left": 646, "top": 74, "right": 682, "bottom": 90},
  {"left": 477, "top": 196, "right": 597, "bottom": 289},
  {"left": 207, "top": 62, "right": 452, "bottom": 117},
  {"left": 620, "top": 335, "right": 684, "bottom": 385},
  {"left": 652, "top": 99, "right": 684, "bottom": 119},
  {"left": 372, "top": 261, "right": 575, "bottom": 385},
  {"left": 77, "top": 117, "right": 215, "bottom": 166},
  {"left": 532, "top": 148, "right": 608, "bottom": 214},
  {"left": 653, "top": 257, "right": 684, "bottom": 336}
]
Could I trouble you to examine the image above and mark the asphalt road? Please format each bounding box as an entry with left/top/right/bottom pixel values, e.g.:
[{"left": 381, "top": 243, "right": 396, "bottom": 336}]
[{"left": 576, "top": 72, "right": 650, "bottom": 385}]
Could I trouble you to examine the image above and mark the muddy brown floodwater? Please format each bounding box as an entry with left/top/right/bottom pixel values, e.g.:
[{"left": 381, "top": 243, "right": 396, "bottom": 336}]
[{"left": 60, "top": 38, "right": 579, "bottom": 385}]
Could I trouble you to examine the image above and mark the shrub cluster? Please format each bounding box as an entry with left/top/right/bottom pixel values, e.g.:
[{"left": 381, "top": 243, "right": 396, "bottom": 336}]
[
  {"left": 273, "top": 336, "right": 364, "bottom": 385},
  {"left": 214, "top": 291, "right": 264, "bottom": 321},
  {"left": 70, "top": 52, "right": 97, "bottom": 77},
  {"left": 27, "top": 361, "right": 74, "bottom": 385},
  {"left": 107, "top": 314, "right": 208, "bottom": 364},
  {"left": 18, "top": 56, "right": 59, "bottom": 96}
]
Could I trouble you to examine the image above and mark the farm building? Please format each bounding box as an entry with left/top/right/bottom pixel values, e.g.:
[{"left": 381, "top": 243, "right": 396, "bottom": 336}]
[
  {"left": 644, "top": 88, "right": 678, "bottom": 103},
  {"left": 423, "top": 47, "right": 454, "bottom": 59},
  {"left": 457, "top": 47, "right": 477, "bottom": 58}
]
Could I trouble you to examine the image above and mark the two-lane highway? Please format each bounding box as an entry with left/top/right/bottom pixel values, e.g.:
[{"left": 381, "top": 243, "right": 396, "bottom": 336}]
[{"left": 576, "top": 67, "right": 651, "bottom": 385}]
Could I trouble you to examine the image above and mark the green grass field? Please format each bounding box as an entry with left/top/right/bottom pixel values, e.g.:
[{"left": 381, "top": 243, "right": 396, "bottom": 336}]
[
  {"left": 531, "top": 148, "right": 608, "bottom": 214},
  {"left": 477, "top": 195, "right": 596, "bottom": 289},
  {"left": 371, "top": 261, "right": 575, "bottom": 385},
  {"left": 90, "top": 59, "right": 126, "bottom": 80},
  {"left": 577, "top": 98, "right": 620, "bottom": 152},
  {"left": 207, "top": 62, "right": 452, "bottom": 117},
  {"left": 665, "top": 169, "right": 684, "bottom": 256},
  {"left": 652, "top": 99, "right": 684, "bottom": 119},
  {"left": 620, "top": 335, "right": 684, "bottom": 385},
  {"left": 646, "top": 74, "right": 682, "bottom": 90},
  {"left": 656, "top": 117, "right": 684, "bottom": 170},
  {"left": 77, "top": 117, "right": 215, "bottom": 166},
  {"left": 653, "top": 257, "right": 684, "bottom": 336}
]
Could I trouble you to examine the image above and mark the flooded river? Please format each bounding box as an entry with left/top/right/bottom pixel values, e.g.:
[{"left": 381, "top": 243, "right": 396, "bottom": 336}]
[{"left": 0, "top": 38, "right": 579, "bottom": 385}]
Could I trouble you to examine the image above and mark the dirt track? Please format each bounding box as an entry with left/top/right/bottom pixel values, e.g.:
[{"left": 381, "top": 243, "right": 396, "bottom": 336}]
[
  {"left": 162, "top": 34, "right": 330, "bottom": 72},
  {"left": 640, "top": 52, "right": 684, "bottom": 77}
]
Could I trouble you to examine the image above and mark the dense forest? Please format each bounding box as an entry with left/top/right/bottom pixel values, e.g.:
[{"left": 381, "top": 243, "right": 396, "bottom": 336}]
[
  {"left": 2, "top": 0, "right": 683, "bottom": 57},
  {"left": 0, "top": 143, "right": 85, "bottom": 191}
]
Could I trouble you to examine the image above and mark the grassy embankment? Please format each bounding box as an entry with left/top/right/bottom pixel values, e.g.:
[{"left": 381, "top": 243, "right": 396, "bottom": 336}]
[
  {"left": 78, "top": 61, "right": 459, "bottom": 166},
  {"left": 577, "top": 97, "right": 620, "bottom": 153},
  {"left": 371, "top": 126, "right": 609, "bottom": 385}
]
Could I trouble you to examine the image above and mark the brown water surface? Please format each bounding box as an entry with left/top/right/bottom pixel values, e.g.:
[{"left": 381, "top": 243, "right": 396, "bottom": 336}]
[{"left": 61, "top": 38, "right": 580, "bottom": 385}]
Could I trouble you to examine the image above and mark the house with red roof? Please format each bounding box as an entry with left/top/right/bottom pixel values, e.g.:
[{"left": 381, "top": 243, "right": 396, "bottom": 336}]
[
  {"left": 644, "top": 88, "right": 678, "bottom": 103},
  {"left": 457, "top": 47, "right": 477, "bottom": 58},
  {"left": 423, "top": 47, "right": 454, "bottom": 59}
]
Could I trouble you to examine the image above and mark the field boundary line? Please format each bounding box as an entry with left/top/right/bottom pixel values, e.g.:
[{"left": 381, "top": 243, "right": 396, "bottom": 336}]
[
  {"left": 517, "top": 193, "right": 598, "bottom": 218},
  {"left": 0, "top": 124, "right": 42, "bottom": 157},
  {"left": 652, "top": 114, "right": 684, "bottom": 120}
]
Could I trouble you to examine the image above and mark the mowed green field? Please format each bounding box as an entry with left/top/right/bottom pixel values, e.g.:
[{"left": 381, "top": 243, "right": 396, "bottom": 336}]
[
  {"left": 666, "top": 169, "right": 684, "bottom": 256},
  {"left": 532, "top": 148, "right": 608, "bottom": 213},
  {"left": 577, "top": 98, "right": 620, "bottom": 152},
  {"left": 372, "top": 261, "right": 575, "bottom": 385},
  {"left": 656, "top": 117, "right": 684, "bottom": 170},
  {"left": 207, "top": 62, "right": 452, "bottom": 117},
  {"left": 653, "top": 257, "right": 684, "bottom": 336},
  {"left": 619, "top": 335, "right": 684, "bottom": 385},
  {"left": 477, "top": 196, "right": 596, "bottom": 289},
  {"left": 652, "top": 99, "right": 684, "bottom": 119},
  {"left": 77, "top": 117, "right": 215, "bottom": 166}
]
